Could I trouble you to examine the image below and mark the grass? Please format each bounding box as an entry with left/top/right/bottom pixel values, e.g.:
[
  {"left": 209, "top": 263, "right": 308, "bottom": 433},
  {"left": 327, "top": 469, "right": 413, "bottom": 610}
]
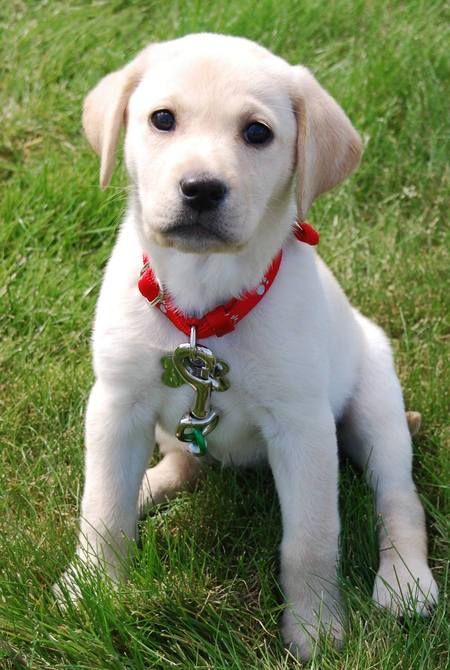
[{"left": 0, "top": 0, "right": 449, "bottom": 667}]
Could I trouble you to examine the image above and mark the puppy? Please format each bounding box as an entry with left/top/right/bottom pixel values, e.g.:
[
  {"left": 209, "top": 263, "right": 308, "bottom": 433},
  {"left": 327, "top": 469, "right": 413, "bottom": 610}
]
[{"left": 57, "top": 33, "right": 438, "bottom": 659}]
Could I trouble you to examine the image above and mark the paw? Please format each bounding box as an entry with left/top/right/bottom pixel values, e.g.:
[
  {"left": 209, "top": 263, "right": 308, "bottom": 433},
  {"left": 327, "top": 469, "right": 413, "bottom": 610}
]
[
  {"left": 405, "top": 410, "right": 422, "bottom": 437},
  {"left": 53, "top": 565, "right": 83, "bottom": 608},
  {"left": 281, "top": 598, "right": 345, "bottom": 661},
  {"left": 138, "top": 452, "right": 202, "bottom": 515},
  {"left": 373, "top": 560, "right": 438, "bottom": 616},
  {"left": 53, "top": 553, "right": 124, "bottom": 608}
]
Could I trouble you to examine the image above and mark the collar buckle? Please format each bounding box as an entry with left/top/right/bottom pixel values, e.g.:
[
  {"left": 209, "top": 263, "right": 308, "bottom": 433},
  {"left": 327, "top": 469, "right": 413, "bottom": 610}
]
[{"left": 139, "top": 262, "right": 164, "bottom": 306}]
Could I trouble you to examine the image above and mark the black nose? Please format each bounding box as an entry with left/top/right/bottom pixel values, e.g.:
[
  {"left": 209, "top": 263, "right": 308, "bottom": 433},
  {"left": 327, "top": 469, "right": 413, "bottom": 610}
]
[{"left": 180, "top": 174, "right": 228, "bottom": 211}]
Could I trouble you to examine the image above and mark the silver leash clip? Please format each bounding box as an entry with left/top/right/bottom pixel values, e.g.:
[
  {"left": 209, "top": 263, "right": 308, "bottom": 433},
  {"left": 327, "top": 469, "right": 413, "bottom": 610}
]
[{"left": 172, "top": 327, "right": 229, "bottom": 455}]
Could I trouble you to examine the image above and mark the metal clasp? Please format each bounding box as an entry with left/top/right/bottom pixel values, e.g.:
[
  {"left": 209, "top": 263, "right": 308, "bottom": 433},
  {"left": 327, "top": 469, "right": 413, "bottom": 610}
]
[{"left": 172, "top": 327, "right": 228, "bottom": 455}]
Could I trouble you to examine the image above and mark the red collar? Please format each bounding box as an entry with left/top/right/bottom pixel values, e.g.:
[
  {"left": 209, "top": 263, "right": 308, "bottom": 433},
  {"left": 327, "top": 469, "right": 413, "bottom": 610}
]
[{"left": 138, "top": 221, "right": 319, "bottom": 339}]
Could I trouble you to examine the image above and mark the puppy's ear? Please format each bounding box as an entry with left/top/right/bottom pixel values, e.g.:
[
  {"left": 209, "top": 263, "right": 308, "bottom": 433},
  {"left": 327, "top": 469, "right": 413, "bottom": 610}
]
[
  {"left": 291, "top": 66, "right": 362, "bottom": 219},
  {"left": 82, "top": 48, "right": 150, "bottom": 188}
]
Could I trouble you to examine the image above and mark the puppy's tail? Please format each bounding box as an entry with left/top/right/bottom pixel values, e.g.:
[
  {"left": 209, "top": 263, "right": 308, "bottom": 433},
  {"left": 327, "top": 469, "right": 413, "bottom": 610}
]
[{"left": 406, "top": 411, "right": 422, "bottom": 437}]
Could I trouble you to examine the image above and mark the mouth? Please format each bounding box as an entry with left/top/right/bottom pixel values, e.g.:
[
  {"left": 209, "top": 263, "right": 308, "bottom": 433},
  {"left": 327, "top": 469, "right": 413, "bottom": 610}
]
[
  {"left": 163, "top": 222, "right": 228, "bottom": 243},
  {"left": 157, "top": 212, "right": 240, "bottom": 252}
]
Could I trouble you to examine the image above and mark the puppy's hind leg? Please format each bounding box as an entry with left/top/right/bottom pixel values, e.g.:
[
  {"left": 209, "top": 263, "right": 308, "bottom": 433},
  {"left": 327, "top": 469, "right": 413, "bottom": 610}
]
[
  {"left": 405, "top": 410, "right": 422, "bottom": 437},
  {"left": 138, "top": 426, "right": 204, "bottom": 515},
  {"left": 340, "top": 317, "right": 438, "bottom": 615}
]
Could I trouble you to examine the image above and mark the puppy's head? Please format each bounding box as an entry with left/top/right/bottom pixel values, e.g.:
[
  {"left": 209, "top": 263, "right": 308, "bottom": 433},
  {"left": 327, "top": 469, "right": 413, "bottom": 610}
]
[{"left": 83, "top": 34, "right": 361, "bottom": 253}]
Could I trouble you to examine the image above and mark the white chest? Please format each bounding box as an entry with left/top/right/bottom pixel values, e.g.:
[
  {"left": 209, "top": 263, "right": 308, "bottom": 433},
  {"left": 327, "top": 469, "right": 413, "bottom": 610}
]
[{"left": 155, "top": 348, "right": 267, "bottom": 466}]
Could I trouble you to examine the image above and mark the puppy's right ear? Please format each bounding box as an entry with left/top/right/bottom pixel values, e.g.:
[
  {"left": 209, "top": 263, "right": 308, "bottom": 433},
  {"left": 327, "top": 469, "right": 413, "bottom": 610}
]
[
  {"left": 291, "top": 66, "right": 362, "bottom": 219},
  {"left": 82, "top": 49, "right": 149, "bottom": 188}
]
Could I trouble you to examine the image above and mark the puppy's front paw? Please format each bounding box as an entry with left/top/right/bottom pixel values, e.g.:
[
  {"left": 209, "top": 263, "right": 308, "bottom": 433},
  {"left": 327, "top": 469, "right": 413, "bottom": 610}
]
[
  {"left": 53, "top": 554, "right": 124, "bottom": 608},
  {"left": 373, "top": 560, "right": 438, "bottom": 616},
  {"left": 281, "top": 597, "right": 345, "bottom": 661},
  {"left": 53, "top": 565, "right": 83, "bottom": 608}
]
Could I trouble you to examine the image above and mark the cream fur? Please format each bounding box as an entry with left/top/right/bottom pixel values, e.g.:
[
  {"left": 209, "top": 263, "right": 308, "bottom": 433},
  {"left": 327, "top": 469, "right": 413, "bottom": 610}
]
[{"left": 57, "top": 33, "right": 438, "bottom": 660}]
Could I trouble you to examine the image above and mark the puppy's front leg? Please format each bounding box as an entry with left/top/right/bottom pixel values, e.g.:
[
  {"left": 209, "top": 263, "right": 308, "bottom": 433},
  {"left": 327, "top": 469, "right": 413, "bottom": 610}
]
[
  {"left": 57, "top": 380, "right": 154, "bottom": 599},
  {"left": 263, "top": 408, "right": 343, "bottom": 660}
]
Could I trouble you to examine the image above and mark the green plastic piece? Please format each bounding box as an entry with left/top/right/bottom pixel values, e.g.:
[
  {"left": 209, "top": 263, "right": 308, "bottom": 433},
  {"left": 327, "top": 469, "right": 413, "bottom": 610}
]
[
  {"left": 161, "top": 355, "right": 184, "bottom": 387},
  {"left": 191, "top": 428, "right": 207, "bottom": 455}
]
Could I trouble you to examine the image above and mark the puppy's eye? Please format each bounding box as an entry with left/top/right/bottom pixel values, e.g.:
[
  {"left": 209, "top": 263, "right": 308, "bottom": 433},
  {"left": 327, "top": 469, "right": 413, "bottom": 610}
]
[
  {"left": 150, "top": 110, "right": 176, "bottom": 131},
  {"left": 243, "top": 122, "right": 273, "bottom": 145}
]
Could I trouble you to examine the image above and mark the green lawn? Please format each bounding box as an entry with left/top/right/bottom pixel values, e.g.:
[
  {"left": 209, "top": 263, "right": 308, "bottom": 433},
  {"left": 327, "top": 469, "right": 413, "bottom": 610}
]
[{"left": 0, "top": 1, "right": 448, "bottom": 668}]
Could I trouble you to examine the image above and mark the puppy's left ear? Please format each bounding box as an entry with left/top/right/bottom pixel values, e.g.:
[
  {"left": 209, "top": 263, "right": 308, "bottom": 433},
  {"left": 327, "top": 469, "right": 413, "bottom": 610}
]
[
  {"left": 82, "top": 46, "right": 151, "bottom": 188},
  {"left": 291, "top": 66, "right": 362, "bottom": 219}
]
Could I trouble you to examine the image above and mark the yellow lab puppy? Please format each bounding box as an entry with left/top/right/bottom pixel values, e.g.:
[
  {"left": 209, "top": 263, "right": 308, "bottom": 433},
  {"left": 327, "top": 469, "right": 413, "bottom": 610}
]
[{"left": 56, "top": 34, "right": 438, "bottom": 660}]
